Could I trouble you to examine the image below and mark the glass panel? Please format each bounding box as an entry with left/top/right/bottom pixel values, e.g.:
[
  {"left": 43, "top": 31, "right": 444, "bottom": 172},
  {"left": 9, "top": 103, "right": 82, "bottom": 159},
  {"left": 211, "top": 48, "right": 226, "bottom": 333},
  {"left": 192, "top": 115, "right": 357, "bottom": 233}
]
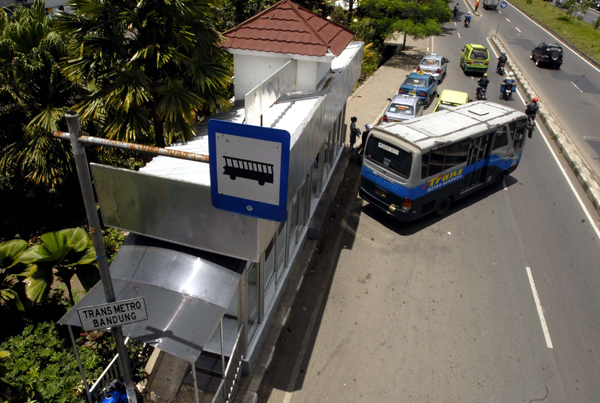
[
  {"left": 493, "top": 127, "right": 508, "bottom": 150},
  {"left": 443, "top": 140, "right": 470, "bottom": 170},
  {"left": 421, "top": 153, "right": 430, "bottom": 179},
  {"left": 428, "top": 147, "right": 446, "bottom": 176},
  {"left": 264, "top": 239, "right": 275, "bottom": 289},
  {"left": 513, "top": 127, "right": 526, "bottom": 151},
  {"left": 276, "top": 222, "right": 286, "bottom": 275},
  {"left": 247, "top": 263, "right": 259, "bottom": 341},
  {"left": 477, "top": 135, "right": 489, "bottom": 161}
]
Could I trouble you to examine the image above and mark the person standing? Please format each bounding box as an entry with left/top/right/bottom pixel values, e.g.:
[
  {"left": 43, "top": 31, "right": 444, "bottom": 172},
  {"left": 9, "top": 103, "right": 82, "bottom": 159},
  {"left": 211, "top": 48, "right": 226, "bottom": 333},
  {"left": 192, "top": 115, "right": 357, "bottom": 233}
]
[{"left": 350, "top": 116, "right": 360, "bottom": 154}]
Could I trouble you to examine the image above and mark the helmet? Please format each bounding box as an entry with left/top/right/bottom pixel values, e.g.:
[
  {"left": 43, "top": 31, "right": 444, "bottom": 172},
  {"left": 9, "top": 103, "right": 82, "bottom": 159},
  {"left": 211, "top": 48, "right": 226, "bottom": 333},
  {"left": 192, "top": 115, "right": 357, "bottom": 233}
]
[
  {"left": 468, "top": 11, "right": 471, "bottom": 14},
  {"left": 502, "top": 51, "right": 507, "bottom": 56},
  {"left": 483, "top": 73, "right": 488, "bottom": 77},
  {"left": 365, "top": 124, "right": 373, "bottom": 130},
  {"left": 508, "top": 72, "right": 514, "bottom": 77},
  {"left": 533, "top": 97, "right": 539, "bottom": 102}
]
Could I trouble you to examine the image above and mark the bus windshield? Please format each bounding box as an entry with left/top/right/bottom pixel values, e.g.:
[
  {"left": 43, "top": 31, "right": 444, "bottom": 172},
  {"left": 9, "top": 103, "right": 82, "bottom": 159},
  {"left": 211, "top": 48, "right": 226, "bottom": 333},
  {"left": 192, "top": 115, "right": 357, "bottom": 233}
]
[{"left": 366, "top": 137, "right": 412, "bottom": 178}]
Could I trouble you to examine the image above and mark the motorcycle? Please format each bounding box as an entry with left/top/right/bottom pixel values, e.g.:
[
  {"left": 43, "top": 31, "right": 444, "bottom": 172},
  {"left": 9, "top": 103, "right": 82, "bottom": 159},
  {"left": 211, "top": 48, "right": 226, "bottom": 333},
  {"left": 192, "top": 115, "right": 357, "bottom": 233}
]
[
  {"left": 95, "top": 378, "right": 142, "bottom": 403},
  {"left": 476, "top": 85, "right": 487, "bottom": 100},
  {"left": 464, "top": 18, "right": 470, "bottom": 27},
  {"left": 500, "top": 80, "right": 516, "bottom": 101},
  {"left": 496, "top": 63, "right": 505, "bottom": 75}
]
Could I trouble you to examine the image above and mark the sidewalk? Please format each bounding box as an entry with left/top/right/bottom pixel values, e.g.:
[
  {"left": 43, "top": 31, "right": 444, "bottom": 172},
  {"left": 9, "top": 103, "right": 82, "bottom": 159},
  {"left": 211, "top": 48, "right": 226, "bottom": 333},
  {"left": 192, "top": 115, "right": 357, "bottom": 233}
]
[{"left": 230, "top": 36, "right": 428, "bottom": 403}]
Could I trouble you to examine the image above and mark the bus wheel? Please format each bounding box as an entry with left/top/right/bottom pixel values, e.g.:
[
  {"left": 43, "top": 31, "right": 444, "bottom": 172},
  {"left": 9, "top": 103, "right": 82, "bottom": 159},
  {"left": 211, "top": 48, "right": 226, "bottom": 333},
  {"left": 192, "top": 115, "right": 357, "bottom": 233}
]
[
  {"left": 435, "top": 197, "right": 452, "bottom": 217},
  {"left": 492, "top": 172, "right": 505, "bottom": 188},
  {"left": 230, "top": 175, "right": 236, "bottom": 180},
  {"left": 258, "top": 180, "right": 265, "bottom": 186}
]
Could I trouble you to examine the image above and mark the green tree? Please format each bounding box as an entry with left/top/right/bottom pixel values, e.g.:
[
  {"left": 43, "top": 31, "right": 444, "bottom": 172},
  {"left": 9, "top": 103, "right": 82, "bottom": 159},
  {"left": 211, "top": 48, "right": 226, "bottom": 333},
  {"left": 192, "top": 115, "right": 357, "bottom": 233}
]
[
  {"left": 54, "top": 0, "right": 233, "bottom": 148},
  {"left": 19, "top": 228, "right": 99, "bottom": 306},
  {"left": 0, "top": 239, "right": 28, "bottom": 311},
  {"left": 357, "top": 0, "right": 452, "bottom": 50},
  {"left": 0, "top": 0, "right": 81, "bottom": 189}
]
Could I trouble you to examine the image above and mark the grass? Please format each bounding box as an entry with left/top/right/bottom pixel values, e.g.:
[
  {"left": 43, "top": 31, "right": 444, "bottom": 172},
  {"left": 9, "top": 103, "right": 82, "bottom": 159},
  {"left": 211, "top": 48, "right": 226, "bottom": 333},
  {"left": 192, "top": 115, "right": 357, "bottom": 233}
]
[{"left": 508, "top": 0, "right": 600, "bottom": 62}]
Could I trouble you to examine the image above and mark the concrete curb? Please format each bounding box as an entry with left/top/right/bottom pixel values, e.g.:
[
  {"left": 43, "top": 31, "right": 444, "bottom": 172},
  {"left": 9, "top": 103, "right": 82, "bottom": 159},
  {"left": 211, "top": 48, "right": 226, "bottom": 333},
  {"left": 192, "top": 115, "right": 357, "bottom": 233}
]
[{"left": 491, "top": 36, "right": 600, "bottom": 217}]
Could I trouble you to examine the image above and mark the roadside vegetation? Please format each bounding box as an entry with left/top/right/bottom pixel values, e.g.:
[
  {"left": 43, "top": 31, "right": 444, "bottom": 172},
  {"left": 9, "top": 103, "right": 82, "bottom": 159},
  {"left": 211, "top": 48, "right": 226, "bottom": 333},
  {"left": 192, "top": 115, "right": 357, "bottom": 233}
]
[{"left": 509, "top": 0, "right": 600, "bottom": 61}]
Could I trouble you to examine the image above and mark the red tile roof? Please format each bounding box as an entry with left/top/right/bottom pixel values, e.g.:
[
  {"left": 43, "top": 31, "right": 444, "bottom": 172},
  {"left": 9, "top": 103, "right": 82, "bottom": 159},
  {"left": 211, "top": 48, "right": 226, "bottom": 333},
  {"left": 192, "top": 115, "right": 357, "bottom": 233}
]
[{"left": 222, "top": 0, "right": 355, "bottom": 57}]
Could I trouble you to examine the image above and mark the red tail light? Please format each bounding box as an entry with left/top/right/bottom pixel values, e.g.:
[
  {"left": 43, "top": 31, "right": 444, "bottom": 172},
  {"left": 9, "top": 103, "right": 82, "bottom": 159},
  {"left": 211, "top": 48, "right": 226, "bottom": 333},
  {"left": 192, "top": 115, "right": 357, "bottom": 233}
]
[
  {"left": 420, "top": 92, "right": 427, "bottom": 97},
  {"left": 484, "top": 61, "right": 489, "bottom": 65},
  {"left": 467, "top": 60, "right": 472, "bottom": 64},
  {"left": 383, "top": 114, "right": 388, "bottom": 122},
  {"left": 402, "top": 198, "right": 412, "bottom": 212},
  {"left": 398, "top": 89, "right": 404, "bottom": 94},
  {"left": 435, "top": 68, "right": 441, "bottom": 73}
]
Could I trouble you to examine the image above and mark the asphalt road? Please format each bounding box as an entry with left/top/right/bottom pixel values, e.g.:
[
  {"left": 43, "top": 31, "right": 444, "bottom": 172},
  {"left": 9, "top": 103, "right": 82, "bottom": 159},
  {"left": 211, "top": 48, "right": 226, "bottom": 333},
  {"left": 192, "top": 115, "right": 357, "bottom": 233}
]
[
  {"left": 477, "top": 1, "right": 600, "bottom": 182},
  {"left": 256, "top": 10, "right": 600, "bottom": 403}
]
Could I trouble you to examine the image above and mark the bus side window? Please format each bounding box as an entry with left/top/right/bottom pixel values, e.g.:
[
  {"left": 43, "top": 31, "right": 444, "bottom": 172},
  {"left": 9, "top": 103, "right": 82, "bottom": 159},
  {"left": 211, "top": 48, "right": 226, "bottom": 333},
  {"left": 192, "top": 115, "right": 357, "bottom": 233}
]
[
  {"left": 513, "top": 126, "right": 526, "bottom": 151},
  {"left": 508, "top": 121, "right": 517, "bottom": 141},
  {"left": 421, "top": 153, "right": 430, "bottom": 179},
  {"left": 492, "top": 127, "right": 508, "bottom": 150},
  {"left": 444, "top": 139, "right": 470, "bottom": 170},
  {"left": 428, "top": 148, "right": 446, "bottom": 177}
]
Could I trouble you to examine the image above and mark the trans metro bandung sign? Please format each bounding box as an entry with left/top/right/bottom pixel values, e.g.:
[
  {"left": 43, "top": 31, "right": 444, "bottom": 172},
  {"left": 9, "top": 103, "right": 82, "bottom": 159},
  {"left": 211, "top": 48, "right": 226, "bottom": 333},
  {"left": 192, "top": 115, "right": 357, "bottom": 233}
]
[{"left": 77, "top": 297, "right": 148, "bottom": 331}]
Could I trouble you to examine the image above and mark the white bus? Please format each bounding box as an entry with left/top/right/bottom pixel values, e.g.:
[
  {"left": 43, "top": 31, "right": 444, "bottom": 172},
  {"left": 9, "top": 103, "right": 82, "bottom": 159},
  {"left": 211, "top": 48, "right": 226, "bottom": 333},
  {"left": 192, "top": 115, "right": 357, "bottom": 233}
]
[{"left": 360, "top": 101, "right": 530, "bottom": 222}]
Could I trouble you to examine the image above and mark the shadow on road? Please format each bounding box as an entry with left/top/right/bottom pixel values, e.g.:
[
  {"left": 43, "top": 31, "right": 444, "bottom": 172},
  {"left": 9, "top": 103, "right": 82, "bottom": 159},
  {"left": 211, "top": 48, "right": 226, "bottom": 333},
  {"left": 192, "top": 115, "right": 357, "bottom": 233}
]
[{"left": 257, "top": 157, "right": 363, "bottom": 402}]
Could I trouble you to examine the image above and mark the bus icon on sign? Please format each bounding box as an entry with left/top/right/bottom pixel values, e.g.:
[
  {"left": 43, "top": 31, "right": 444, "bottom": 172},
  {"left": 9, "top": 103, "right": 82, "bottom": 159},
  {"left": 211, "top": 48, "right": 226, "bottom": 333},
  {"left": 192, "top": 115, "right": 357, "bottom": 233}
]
[{"left": 223, "top": 156, "right": 274, "bottom": 186}]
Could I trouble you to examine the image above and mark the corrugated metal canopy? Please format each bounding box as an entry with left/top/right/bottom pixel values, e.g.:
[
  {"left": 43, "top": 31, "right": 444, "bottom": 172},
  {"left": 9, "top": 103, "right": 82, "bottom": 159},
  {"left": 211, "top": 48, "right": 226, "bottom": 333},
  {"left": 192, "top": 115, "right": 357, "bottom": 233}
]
[{"left": 58, "top": 234, "right": 246, "bottom": 363}]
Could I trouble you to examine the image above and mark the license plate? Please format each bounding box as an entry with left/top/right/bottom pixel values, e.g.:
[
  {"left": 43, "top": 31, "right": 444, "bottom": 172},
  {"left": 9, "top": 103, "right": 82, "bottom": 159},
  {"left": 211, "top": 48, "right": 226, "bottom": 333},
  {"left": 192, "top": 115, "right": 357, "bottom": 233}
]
[
  {"left": 474, "top": 61, "right": 482, "bottom": 65},
  {"left": 409, "top": 91, "right": 416, "bottom": 95},
  {"left": 376, "top": 188, "right": 387, "bottom": 198}
]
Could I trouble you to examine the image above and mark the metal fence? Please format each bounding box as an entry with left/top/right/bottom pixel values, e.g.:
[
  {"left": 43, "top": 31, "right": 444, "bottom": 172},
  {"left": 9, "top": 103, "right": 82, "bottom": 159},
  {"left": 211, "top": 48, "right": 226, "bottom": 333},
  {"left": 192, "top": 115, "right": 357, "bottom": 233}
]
[
  {"left": 89, "top": 338, "right": 130, "bottom": 400},
  {"left": 211, "top": 326, "right": 245, "bottom": 403}
]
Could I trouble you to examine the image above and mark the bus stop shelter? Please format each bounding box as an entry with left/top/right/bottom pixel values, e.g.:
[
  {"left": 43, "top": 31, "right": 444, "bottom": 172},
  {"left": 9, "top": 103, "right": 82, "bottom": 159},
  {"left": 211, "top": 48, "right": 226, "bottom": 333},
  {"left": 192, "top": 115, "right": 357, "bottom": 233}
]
[{"left": 58, "top": 234, "right": 246, "bottom": 402}]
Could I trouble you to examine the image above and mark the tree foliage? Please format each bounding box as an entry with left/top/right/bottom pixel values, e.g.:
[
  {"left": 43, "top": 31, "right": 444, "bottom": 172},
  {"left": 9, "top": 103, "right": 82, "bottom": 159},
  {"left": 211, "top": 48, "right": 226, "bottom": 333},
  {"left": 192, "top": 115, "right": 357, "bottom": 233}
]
[
  {"left": 54, "top": 0, "right": 233, "bottom": 147},
  {"left": 357, "top": 0, "right": 452, "bottom": 48},
  {"left": 0, "top": 0, "right": 81, "bottom": 189}
]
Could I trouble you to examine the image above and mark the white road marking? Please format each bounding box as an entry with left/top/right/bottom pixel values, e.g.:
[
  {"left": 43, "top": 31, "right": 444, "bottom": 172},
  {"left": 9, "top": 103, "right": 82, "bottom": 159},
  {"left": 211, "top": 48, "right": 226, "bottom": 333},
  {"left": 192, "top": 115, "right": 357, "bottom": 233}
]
[
  {"left": 515, "top": 84, "right": 600, "bottom": 239},
  {"left": 454, "top": 21, "right": 457, "bottom": 26},
  {"left": 487, "top": 37, "right": 499, "bottom": 57},
  {"left": 526, "top": 267, "right": 554, "bottom": 349},
  {"left": 507, "top": 1, "right": 600, "bottom": 74},
  {"left": 515, "top": 27, "right": 521, "bottom": 33},
  {"left": 506, "top": 17, "right": 511, "bottom": 22},
  {"left": 458, "top": 32, "right": 462, "bottom": 39},
  {"left": 571, "top": 81, "right": 583, "bottom": 92},
  {"left": 583, "top": 136, "right": 600, "bottom": 141}
]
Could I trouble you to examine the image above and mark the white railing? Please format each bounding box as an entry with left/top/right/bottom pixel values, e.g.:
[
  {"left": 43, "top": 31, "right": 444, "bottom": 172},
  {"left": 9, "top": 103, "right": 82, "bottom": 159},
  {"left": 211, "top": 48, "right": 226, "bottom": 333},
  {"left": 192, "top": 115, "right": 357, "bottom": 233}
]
[
  {"left": 89, "top": 337, "right": 130, "bottom": 398},
  {"left": 211, "top": 326, "right": 245, "bottom": 403}
]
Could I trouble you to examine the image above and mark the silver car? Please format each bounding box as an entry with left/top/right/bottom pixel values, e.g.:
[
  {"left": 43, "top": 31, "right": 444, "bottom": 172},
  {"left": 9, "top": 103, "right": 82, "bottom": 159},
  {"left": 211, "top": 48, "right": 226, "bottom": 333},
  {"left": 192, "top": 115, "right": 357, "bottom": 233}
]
[
  {"left": 382, "top": 94, "right": 424, "bottom": 124},
  {"left": 417, "top": 54, "right": 449, "bottom": 82}
]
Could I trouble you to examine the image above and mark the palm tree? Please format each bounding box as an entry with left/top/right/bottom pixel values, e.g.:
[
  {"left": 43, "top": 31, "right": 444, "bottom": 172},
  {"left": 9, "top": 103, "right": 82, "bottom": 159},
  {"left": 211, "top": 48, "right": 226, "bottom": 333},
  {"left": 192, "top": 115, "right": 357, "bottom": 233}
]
[
  {"left": 0, "top": 239, "right": 28, "bottom": 311},
  {"left": 54, "top": 0, "right": 233, "bottom": 148},
  {"left": 0, "top": 0, "right": 82, "bottom": 189},
  {"left": 19, "top": 228, "right": 99, "bottom": 306}
]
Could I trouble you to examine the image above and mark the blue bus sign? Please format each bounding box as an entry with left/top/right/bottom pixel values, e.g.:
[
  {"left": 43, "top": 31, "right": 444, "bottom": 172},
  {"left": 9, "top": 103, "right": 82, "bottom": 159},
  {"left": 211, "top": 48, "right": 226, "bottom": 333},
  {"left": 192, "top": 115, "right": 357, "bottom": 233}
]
[
  {"left": 208, "top": 120, "right": 290, "bottom": 222},
  {"left": 500, "top": 1, "right": 507, "bottom": 8}
]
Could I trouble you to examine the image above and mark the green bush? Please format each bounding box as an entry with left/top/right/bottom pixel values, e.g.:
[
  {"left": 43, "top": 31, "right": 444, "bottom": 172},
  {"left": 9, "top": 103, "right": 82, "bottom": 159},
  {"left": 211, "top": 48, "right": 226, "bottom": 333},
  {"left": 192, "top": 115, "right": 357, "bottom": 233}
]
[{"left": 0, "top": 322, "right": 150, "bottom": 403}]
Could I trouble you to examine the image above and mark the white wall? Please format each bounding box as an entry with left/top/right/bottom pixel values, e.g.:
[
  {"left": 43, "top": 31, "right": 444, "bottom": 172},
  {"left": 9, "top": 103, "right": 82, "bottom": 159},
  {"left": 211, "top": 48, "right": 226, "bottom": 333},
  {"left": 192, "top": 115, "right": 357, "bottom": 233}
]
[
  {"left": 234, "top": 54, "right": 290, "bottom": 101},
  {"left": 296, "top": 60, "right": 318, "bottom": 92},
  {"left": 317, "top": 62, "right": 331, "bottom": 86}
]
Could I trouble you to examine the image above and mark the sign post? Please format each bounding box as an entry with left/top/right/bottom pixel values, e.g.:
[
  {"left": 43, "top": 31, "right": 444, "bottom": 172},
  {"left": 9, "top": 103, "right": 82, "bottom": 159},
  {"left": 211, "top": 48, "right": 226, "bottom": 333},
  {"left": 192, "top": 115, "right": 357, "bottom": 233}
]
[{"left": 208, "top": 120, "right": 290, "bottom": 221}]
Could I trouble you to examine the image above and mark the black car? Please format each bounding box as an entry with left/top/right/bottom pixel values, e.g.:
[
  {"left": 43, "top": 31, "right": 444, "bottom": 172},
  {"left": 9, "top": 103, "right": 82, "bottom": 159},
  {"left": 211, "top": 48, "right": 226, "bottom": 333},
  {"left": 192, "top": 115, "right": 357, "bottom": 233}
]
[{"left": 531, "top": 42, "right": 563, "bottom": 69}]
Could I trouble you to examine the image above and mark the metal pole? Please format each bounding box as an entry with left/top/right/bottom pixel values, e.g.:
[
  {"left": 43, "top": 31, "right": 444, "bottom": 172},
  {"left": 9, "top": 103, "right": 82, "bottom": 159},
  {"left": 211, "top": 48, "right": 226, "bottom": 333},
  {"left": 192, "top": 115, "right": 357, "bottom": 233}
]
[
  {"left": 65, "top": 111, "right": 138, "bottom": 403},
  {"left": 68, "top": 325, "right": 93, "bottom": 403},
  {"left": 220, "top": 318, "right": 226, "bottom": 380},
  {"left": 191, "top": 363, "right": 200, "bottom": 403}
]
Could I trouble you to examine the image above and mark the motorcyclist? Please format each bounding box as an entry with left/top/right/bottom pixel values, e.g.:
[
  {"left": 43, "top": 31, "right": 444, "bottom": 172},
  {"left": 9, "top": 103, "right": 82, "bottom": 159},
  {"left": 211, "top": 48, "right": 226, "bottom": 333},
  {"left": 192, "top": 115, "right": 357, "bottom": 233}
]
[
  {"left": 501, "top": 72, "right": 515, "bottom": 99},
  {"left": 464, "top": 12, "right": 471, "bottom": 26},
  {"left": 477, "top": 73, "right": 489, "bottom": 99},
  {"left": 497, "top": 51, "right": 508, "bottom": 71},
  {"left": 526, "top": 97, "right": 540, "bottom": 125}
]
